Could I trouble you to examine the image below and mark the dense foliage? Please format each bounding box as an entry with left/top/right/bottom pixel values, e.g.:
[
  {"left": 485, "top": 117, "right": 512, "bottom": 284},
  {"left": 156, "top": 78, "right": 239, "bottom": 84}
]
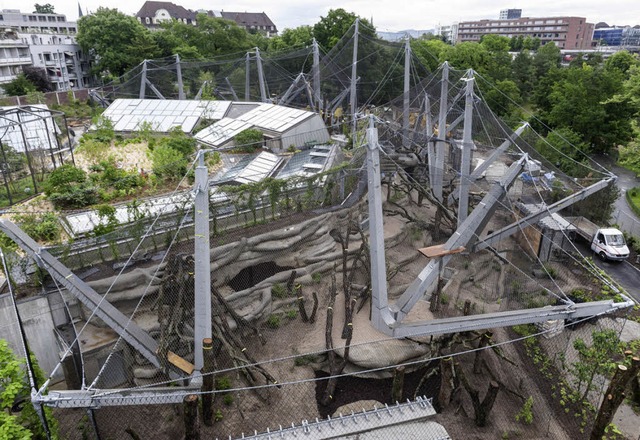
[{"left": 234, "top": 128, "right": 264, "bottom": 153}]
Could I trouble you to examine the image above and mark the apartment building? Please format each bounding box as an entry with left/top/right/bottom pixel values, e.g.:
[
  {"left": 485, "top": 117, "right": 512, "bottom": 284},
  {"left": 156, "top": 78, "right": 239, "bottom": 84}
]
[
  {"left": 457, "top": 16, "right": 594, "bottom": 49},
  {"left": 0, "top": 28, "right": 31, "bottom": 87},
  {"left": 499, "top": 9, "right": 522, "bottom": 20},
  {"left": 0, "top": 9, "right": 91, "bottom": 92}
]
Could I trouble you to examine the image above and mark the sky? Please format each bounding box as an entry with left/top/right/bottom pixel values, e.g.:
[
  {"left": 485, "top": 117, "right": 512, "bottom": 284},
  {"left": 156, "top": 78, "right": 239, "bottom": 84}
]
[{"left": 2, "top": 0, "right": 639, "bottom": 31}]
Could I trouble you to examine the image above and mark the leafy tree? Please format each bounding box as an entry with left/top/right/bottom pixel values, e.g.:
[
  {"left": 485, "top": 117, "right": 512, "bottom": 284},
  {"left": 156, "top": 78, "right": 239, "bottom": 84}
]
[
  {"left": 605, "top": 50, "right": 639, "bottom": 77},
  {"left": 0, "top": 339, "right": 58, "bottom": 439},
  {"left": 510, "top": 35, "right": 524, "bottom": 51},
  {"left": 482, "top": 79, "right": 522, "bottom": 121},
  {"left": 77, "top": 8, "right": 159, "bottom": 76},
  {"left": 534, "top": 127, "right": 590, "bottom": 177},
  {"left": 539, "top": 64, "right": 633, "bottom": 153},
  {"left": 511, "top": 51, "right": 535, "bottom": 98},
  {"left": 480, "top": 35, "right": 513, "bottom": 81},
  {"left": 313, "top": 9, "right": 375, "bottom": 51},
  {"left": 570, "top": 329, "right": 620, "bottom": 401},
  {"left": 532, "top": 42, "right": 560, "bottom": 80},
  {"left": 411, "top": 38, "right": 449, "bottom": 72},
  {"left": 33, "top": 3, "right": 54, "bottom": 13},
  {"left": 22, "top": 67, "right": 53, "bottom": 93},
  {"left": 3, "top": 74, "right": 36, "bottom": 96},
  {"left": 269, "top": 26, "right": 314, "bottom": 52},
  {"left": 440, "top": 42, "right": 490, "bottom": 74},
  {"left": 234, "top": 128, "right": 263, "bottom": 152},
  {"left": 190, "top": 14, "right": 254, "bottom": 58},
  {"left": 568, "top": 181, "right": 620, "bottom": 225}
]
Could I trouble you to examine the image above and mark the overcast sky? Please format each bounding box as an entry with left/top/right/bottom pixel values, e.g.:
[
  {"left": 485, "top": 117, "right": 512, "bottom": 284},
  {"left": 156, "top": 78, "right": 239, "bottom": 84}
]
[{"left": 3, "top": 0, "right": 639, "bottom": 31}]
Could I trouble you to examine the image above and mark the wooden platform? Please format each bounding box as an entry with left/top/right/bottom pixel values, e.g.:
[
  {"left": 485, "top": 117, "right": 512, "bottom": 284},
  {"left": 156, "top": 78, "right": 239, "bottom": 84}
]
[{"left": 418, "top": 245, "right": 465, "bottom": 258}]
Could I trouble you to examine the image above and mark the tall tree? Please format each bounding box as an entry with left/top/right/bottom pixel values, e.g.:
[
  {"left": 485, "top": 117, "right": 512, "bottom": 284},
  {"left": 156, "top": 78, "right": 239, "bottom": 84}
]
[
  {"left": 511, "top": 51, "right": 535, "bottom": 98},
  {"left": 33, "top": 3, "right": 54, "bottom": 13},
  {"left": 543, "top": 64, "right": 633, "bottom": 153},
  {"left": 313, "top": 9, "right": 375, "bottom": 51},
  {"left": 268, "top": 26, "right": 314, "bottom": 52},
  {"left": 77, "top": 8, "right": 159, "bottom": 77}
]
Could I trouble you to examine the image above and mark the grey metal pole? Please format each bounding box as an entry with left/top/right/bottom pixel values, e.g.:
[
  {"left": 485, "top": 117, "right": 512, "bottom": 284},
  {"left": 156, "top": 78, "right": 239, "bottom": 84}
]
[
  {"left": 139, "top": 60, "right": 147, "bottom": 100},
  {"left": 193, "top": 150, "right": 212, "bottom": 373},
  {"left": 424, "top": 93, "right": 435, "bottom": 189},
  {"left": 434, "top": 62, "right": 449, "bottom": 202},
  {"left": 402, "top": 38, "right": 411, "bottom": 148},
  {"left": 458, "top": 71, "right": 475, "bottom": 227},
  {"left": 312, "top": 38, "right": 322, "bottom": 111},
  {"left": 176, "top": 54, "right": 185, "bottom": 100},
  {"left": 245, "top": 52, "right": 251, "bottom": 101},
  {"left": 256, "top": 48, "right": 267, "bottom": 103},
  {"left": 365, "top": 115, "right": 390, "bottom": 329},
  {"left": 350, "top": 19, "right": 359, "bottom": 136}
]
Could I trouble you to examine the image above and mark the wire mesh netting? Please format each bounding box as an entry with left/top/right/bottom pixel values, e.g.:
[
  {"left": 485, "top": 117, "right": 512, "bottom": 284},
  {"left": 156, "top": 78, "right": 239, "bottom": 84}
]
[{"left": 1, "top": 23, "right": 639, "bottom": 440}]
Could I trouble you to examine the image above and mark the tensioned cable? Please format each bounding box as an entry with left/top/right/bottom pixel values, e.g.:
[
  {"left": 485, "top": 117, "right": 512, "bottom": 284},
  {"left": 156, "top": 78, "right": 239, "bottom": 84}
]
[{"left": 35, "top": 155, "right": 200, "bottom": 396}]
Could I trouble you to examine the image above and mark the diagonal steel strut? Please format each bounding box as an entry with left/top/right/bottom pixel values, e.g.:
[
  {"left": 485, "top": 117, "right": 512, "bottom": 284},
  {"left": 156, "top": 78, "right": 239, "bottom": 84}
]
[{"left": 0, "top": 219, "right": 161, "bottom": 368}]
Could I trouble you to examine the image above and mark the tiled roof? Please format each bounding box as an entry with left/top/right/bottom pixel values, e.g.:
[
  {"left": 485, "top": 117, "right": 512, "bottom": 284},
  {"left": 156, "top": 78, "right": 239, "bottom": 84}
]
[
  {"left": 135, "top": 1, "right": 196, "bottom": 20},
  {"left": 220, "top": 11, "right": 276, "bottom": 29}
]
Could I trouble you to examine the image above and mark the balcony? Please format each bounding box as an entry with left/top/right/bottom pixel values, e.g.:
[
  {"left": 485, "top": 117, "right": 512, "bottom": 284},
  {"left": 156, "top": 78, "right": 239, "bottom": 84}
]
[{"left": 0, "top": 56, "right": 32, "bottom": 66}]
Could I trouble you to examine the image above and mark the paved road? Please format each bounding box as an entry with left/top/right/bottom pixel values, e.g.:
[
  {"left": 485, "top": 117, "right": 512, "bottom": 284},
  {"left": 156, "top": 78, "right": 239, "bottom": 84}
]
[
  {"left": 593, "top": 155, "right": 640, "bottom": 236},
  {"left": 573, "top": 239, "right": 640, "bottom": 304}
]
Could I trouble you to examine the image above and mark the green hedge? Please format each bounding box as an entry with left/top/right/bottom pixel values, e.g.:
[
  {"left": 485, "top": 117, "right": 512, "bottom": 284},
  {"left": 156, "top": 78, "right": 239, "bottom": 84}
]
[{"left": 626, "top": 187, "right": 640, "bottom": 218}]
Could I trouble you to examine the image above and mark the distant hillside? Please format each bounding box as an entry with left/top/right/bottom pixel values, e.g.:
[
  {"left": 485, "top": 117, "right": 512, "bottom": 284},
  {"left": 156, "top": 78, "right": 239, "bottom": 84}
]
[{"left": 377, "top": 29, "right": 434, "bottom": 41}]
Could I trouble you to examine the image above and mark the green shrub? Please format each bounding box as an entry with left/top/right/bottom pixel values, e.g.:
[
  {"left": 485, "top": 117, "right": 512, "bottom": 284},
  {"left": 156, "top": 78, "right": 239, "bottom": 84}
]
[
  {"left": 234, "top": 128, "right": 263, "bottom": 153},
  {"left": 222, "top": 394, "right": 233, "bottom": 406},
  {"left": 266, "top": 314, "right": 281, "bottom": 329},
  {"left": 215, "top": 376, "right": 232, "bottom": 391},
  {"left": 271, "top": 283, "right": 288, "bottom": 299},
  {"left": 150, "top": 144, "right": 188, "bottom": 180},
  {"left": 159, "top": 127, "right": 197, "bottom": 156},
  {"left": 515, "top": 396, "right": 534, "bottom": 425},
  {"left": 14, "top": 213, "right": 60, "bottom": 242},
  {"left": 44, "top": 165, "right": 98, "bottom": 209}
]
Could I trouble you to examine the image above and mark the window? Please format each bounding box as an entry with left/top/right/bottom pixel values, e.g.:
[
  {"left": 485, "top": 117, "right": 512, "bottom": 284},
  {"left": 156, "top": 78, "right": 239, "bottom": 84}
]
[
  {"left": 48, "top": 16, "right": 55, "bottom": 22},
  {"left": 145, "top": 17, "right": 150, "bottom": 24},
  {"left": 0, "top": 15, "right": 3, "bottom": 21},
  {"left": 29, "top": 16, "right": 37, "bottom": 21},
  {"left": 38, "top": 16, "right": 46, "bottom": 21}
]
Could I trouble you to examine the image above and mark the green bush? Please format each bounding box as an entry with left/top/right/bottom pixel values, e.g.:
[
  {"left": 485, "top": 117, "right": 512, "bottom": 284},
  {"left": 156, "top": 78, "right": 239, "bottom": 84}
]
[
  {"left": 266, "top": 314, "right": 281, "bottom": 329},
  {"left": 14, "top": 213, "right": 60, "bottom": 243},
  {"left": 234, "top": 128, "right": 263, "bottom": 153},
  {"left": 271, "top": 283, "right": 288, "bottom": 299},
  {"left": 44, "top": 165, "right": 98, "bottom": 209},
  {"left": 150, "top": 144, "right": 188, "bottom": 180},
  {"left": 160, "top": 127, "right": 197, "bottom": 156}
]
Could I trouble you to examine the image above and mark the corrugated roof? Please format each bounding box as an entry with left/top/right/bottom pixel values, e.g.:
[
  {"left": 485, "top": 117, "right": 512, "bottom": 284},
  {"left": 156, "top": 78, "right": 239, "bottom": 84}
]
[
  {"left": 102, "top": 99, "right": 231, "bottom": 133},
  {"left": 520, "top": 203, "right": 577, "bottom": 231}
]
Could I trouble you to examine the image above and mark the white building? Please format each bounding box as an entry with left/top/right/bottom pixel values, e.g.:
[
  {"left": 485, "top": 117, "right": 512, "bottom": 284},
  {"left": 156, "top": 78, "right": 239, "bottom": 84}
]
[
  {"left": 434, "top": 23, "right": 459, "bottom": 44},
  {"left": 0, "top": 28, "right": 31, "bottom": 88},
  {"left": 0, "top": 9, "right": 91, "bottom": 92}
]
